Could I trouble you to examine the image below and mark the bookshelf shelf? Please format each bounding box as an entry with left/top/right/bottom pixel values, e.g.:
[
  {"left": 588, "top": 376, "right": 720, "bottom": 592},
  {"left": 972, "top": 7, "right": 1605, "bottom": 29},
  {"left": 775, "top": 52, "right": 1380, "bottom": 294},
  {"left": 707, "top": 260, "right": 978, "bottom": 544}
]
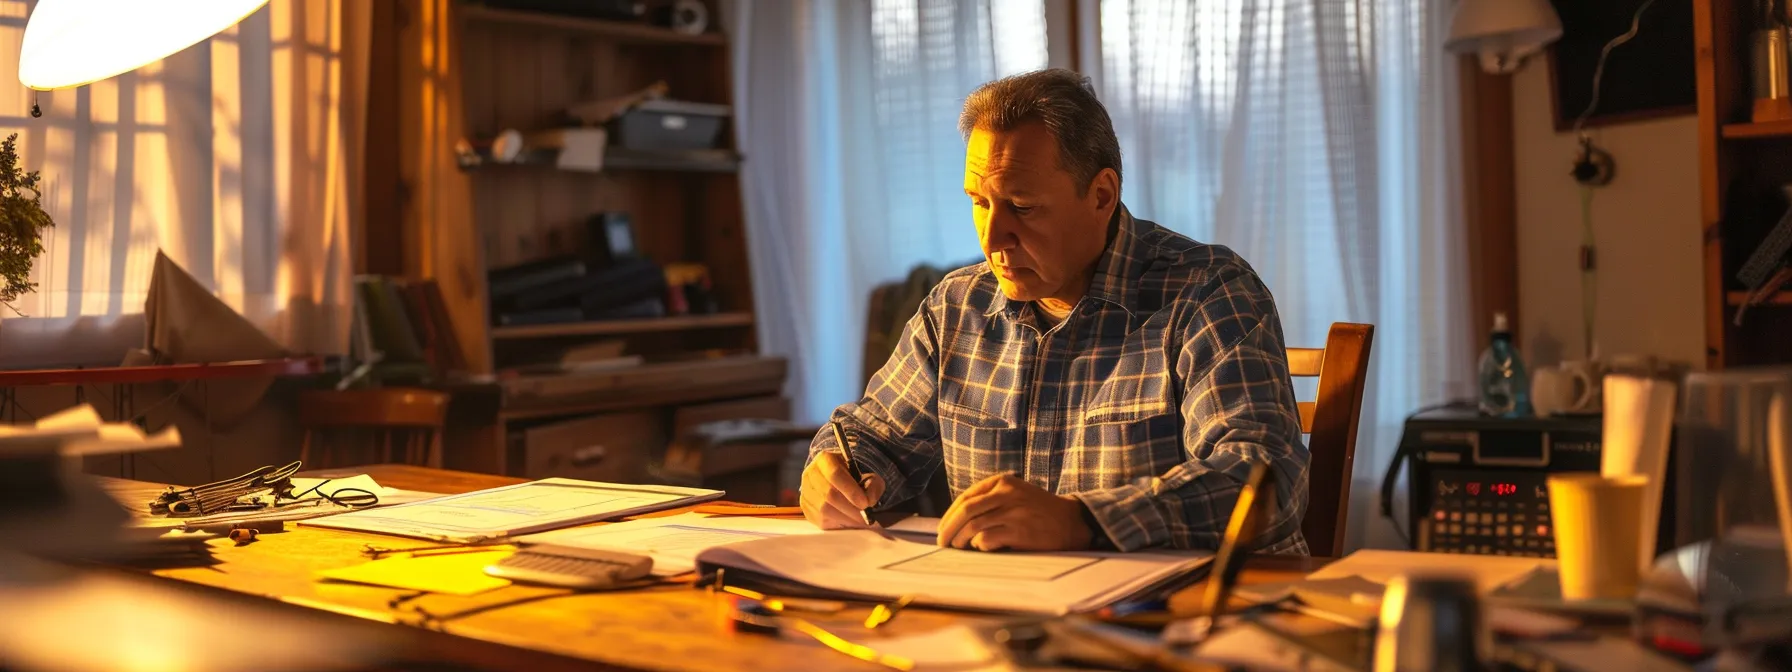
[
  {"left": 460, "top": 5, "right": 726, "bottom": 46},
  {"left": 1720, "top": 120, "right": 1792, "bottom": 140},
  {"left": 492, "top": 312, "right": 753, "bottom": 339},
  {"left": 461, "top": 147, "right": 741, "bottom": 173},
  {"left": 1726, "top": 290, "right": 1792, "bottom": 306}
]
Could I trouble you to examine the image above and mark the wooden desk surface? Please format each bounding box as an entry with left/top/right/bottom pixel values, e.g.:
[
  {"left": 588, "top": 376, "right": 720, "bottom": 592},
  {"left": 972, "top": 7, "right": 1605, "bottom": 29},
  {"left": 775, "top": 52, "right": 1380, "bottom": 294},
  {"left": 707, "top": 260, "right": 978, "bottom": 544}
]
[{"left": 99, "top": 464, "right": 1333, "bottom": 672}]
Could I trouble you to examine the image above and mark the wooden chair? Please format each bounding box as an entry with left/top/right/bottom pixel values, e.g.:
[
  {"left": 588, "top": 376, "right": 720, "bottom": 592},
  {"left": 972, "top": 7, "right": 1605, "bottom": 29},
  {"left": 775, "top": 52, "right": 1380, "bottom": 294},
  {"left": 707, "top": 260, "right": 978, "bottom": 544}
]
[
  {"left": 1289, "top": 322, "right": 1375, "bottom": 557},
  {"left": 297, "top": 388, "right": 450, "bottom": 469}
]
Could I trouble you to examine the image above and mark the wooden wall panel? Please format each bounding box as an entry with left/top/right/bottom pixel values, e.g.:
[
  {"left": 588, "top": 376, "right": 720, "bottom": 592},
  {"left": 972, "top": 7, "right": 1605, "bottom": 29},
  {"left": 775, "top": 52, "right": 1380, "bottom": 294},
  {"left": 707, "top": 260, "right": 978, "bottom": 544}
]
[
  {"left": 1458, "top": 57, "right": 1518, "bottom": 352},
  {"left": 534, "top": 34, "right": 580, "bottom": 258}
]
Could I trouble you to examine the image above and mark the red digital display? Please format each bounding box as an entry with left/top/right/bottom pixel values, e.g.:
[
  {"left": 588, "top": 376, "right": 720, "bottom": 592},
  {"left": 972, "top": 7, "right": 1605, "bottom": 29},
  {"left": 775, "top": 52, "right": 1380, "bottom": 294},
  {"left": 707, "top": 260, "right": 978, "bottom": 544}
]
[
  {"left": 1493, "top": 483, "right": 1518, "bottom": 496},
  {"left": 1466, "top": 482, "right": 1481, "bottom": 496}
]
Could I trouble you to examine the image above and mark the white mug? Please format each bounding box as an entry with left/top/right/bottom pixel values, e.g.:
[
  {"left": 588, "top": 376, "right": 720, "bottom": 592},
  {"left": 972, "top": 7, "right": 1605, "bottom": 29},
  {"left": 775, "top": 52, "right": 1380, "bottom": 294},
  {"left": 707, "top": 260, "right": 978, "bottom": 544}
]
[{"left": 1533, "top": 361, "right": 1603, "bottom": 416}]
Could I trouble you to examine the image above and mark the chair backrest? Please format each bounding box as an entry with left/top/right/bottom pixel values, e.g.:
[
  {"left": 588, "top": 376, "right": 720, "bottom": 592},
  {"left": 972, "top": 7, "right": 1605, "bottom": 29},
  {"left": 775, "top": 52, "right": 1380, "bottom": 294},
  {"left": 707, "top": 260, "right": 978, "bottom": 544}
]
[
  {"left": 1287, "top": 322, "right": 1375, "bottom": 557},
  {"left": 298, "top": 388, "right": 449, "bottom": 428},
  {"left": 297, "top": 388, "right": 450, "bottom": 469}
]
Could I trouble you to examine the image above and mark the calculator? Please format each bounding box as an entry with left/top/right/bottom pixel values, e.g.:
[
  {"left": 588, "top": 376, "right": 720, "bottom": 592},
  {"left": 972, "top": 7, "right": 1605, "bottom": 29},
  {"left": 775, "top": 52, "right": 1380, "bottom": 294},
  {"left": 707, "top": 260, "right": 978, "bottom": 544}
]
[{"left": 484, "top": 545, "right": 654, "bottom": 589}]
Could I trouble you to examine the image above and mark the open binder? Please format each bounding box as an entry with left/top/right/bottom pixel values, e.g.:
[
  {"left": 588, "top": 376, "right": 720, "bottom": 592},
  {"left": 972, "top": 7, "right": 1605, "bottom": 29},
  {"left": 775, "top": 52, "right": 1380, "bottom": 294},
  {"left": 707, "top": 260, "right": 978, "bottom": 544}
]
[{"left": 694, "top": 530, "right": 1213, "bottom": 616}]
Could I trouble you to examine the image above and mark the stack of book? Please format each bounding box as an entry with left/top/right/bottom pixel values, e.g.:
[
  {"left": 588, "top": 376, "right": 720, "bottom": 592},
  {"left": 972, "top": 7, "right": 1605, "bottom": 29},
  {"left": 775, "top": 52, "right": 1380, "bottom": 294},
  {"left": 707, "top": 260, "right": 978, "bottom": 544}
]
[
  {"left": 487, "top": 255, "right": 669, "bottom": 327},
  {"left": 349, "top": 276, "right": 467, "bottom": 383}
]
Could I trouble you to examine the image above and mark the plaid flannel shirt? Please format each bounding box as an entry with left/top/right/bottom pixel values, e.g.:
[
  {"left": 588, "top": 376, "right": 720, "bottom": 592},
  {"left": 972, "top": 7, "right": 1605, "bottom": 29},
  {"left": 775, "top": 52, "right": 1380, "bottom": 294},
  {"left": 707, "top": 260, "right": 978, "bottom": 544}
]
[{"left": 810, "top": 207, "right": 1310, "bottom": 554}]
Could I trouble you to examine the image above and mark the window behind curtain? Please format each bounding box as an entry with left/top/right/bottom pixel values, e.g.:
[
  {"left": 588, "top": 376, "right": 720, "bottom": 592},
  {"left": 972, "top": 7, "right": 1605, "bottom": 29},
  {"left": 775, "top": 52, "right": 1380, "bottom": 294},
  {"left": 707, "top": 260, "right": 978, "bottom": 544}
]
[
  {"left": 1095, "top": 0, "right": 1473, "bottom": 550},
  {"left": 0, "top": 0, "right": 354, "bottom": 366}
]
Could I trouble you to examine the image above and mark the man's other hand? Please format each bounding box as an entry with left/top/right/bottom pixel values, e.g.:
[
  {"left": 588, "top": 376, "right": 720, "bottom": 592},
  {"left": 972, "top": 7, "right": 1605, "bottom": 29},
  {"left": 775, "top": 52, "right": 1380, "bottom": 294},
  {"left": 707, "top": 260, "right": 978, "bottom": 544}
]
[
  {"left": 937, "top": 473, "right": 1093, "bottom": 552},
  {"left": 800, "top": 451, "right": 886, "bottom": 530}
]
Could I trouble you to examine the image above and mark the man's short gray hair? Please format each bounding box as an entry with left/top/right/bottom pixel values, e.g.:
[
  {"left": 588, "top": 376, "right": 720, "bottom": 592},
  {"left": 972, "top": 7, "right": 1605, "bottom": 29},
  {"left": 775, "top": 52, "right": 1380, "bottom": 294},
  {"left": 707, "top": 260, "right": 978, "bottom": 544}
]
[{"left": 957, "top": 68, "right": 1122, "bottom": 196}]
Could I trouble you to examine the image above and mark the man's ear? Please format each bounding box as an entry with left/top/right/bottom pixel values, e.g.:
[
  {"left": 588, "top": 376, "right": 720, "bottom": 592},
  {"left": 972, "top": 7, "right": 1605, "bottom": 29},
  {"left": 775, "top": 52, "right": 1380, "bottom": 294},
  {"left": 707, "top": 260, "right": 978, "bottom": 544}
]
[{"left": 1087, "top": 168, "right": 1120, "bottom": 216}]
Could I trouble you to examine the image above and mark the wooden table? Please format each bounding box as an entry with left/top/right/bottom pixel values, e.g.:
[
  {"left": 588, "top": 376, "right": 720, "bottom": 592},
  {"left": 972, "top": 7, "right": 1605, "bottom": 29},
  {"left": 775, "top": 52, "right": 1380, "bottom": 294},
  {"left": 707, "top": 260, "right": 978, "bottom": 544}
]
[{"left": 98, "top": 464, "right": 1333, "bottom": 671}]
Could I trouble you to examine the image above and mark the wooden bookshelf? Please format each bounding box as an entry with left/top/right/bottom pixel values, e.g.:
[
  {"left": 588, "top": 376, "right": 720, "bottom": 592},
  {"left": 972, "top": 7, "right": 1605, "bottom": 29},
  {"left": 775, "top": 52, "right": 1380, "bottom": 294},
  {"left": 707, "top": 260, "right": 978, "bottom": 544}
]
[
  {"left": 1696, "top": 0, "right": 1792, "bottom": 368},
  {"left": 430, "top": 0, "right": 790, "bottom": 485},
  {"left": 492, "top": 312, "right": 753, "bottom": 339}
]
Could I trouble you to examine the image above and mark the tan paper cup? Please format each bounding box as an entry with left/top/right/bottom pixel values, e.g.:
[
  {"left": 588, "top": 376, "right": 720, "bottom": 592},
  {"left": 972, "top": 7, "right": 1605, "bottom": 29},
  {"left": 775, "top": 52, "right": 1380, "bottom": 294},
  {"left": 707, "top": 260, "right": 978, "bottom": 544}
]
[{"left": 1547, "top": 473, "right": 1649, "bottom": 600}]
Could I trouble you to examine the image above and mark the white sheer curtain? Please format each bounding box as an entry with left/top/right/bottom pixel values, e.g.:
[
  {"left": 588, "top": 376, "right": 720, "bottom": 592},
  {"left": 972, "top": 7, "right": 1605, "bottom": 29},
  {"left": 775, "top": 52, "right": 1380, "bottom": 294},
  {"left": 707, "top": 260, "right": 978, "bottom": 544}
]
[
  {"left": 727, "top": 0, "right": 1471, "bottom": 551},
  {"left": 0, "top": 0, "right": 358, "bottom": 367},
  {"left": 1094, "top": 0, "right": 1474, "bottom": 550},
  {"left": 726, "top": 0, "right": 1049, "bottom": 425}
]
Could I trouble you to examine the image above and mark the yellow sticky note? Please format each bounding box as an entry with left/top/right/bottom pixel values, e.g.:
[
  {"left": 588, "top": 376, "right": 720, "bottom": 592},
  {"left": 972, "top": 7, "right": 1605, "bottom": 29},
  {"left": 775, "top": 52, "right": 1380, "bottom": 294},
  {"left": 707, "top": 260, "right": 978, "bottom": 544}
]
[{"left": 317, "top": 546, "right": 517, "bottom": 596}]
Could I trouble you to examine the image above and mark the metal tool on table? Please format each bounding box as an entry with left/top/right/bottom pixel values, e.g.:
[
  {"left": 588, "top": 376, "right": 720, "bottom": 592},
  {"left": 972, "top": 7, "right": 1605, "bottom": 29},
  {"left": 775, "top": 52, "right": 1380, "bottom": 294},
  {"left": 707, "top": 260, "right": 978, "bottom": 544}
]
[
  {"left": 152, "top": 464, "right": 383, "bottom": 533},
  {"left": 149, "top": 461, "right": 304, "bottom": 516}
]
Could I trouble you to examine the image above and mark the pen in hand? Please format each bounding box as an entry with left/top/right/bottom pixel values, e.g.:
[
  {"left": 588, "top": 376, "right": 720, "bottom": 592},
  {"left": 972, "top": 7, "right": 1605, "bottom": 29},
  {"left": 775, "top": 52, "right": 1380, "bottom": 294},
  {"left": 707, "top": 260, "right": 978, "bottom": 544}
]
[{"left": 829, "top": 420, "right": 875, "bottom": 527}]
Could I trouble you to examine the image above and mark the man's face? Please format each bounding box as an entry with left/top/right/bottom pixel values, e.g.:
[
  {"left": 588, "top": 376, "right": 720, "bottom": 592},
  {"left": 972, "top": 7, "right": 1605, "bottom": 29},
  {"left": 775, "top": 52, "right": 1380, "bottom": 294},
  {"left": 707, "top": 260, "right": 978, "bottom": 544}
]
[{"left": 964, "top": 122, "right": 1117, "bottom": 304}]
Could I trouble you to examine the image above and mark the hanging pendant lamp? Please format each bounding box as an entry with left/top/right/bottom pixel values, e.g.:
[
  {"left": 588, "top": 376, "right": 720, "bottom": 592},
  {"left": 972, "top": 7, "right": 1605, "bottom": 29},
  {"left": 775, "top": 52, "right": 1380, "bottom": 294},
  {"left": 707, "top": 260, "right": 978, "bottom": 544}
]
[{"left": 18, "top": 0, "right": 271, "bottom": 90}]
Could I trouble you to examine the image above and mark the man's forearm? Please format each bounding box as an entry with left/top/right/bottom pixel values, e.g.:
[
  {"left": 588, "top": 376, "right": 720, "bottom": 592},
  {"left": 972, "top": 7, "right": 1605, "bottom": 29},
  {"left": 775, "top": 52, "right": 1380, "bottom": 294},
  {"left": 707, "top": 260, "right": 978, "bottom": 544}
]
[{"left": 1071, "top": 459, "right": 1307, "bottom": 552}]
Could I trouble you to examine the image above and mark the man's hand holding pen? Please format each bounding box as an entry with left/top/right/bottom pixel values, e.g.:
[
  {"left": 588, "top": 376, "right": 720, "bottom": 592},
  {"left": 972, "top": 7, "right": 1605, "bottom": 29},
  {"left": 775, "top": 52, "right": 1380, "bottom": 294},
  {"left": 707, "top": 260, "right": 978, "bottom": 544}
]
[{"left": 800, "top": 450, "right": 887, "bottom": 530}]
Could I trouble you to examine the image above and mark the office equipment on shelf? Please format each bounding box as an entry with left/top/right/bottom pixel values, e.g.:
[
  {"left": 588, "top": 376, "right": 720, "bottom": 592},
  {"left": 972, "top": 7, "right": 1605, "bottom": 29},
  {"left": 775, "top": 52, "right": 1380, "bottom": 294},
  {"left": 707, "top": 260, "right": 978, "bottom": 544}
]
[
  {"left": 611, "top": 99, "right": 729, "bottom": 151},
  {"left": 1392, "top": 407, "right": 1677, "bottom": 559},
  {"left": 586, "top": 211, "right": 640, "bottom": 266},
  {"left": 484, "top": 545, "right": 654, "bottom": 589},
  {"left": 693, "top": 529, "right": 1211, "bottom": 616},
  {"left": 300, "top": 478, "right": 723, "bottom": 543}
]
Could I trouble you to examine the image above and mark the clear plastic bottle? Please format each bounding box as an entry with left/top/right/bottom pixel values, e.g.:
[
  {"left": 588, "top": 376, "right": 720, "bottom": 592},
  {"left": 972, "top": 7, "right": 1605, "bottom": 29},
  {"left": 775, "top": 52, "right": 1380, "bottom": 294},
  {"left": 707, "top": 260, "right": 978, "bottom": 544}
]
[{"left": 1477, "top": 312, "right": 1532, "bottom": 418}]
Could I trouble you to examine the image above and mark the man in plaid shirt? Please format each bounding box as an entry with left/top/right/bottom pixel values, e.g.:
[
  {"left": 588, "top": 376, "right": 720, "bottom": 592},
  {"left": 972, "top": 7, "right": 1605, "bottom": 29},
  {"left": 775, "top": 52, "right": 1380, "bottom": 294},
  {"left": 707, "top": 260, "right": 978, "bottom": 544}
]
[{"left": 801, "top": 68, "right": 1308, "bottom": 555}]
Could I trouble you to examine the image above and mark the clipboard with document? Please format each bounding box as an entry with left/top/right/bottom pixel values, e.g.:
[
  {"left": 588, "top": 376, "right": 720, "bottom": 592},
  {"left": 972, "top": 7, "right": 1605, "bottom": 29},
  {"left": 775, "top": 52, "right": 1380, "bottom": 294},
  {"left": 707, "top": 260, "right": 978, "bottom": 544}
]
[{"left": 300, "top": 478, "right": 724, "bottom": 543}]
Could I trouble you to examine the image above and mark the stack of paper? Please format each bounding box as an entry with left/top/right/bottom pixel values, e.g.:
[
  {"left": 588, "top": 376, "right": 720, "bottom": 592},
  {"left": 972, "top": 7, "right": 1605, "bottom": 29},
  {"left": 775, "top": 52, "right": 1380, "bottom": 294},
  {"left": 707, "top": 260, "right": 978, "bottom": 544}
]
[
  {"left": 694, "top": 530, "right": 1211, "bottom": 615},
  {"left": 516, "top": 512, "right": 818, "bottom": 575},
  {"left": 300, "top": 478, "right": 723, "bottom": 542},
  {"left": 0, "top": 404, "right": 180, "bottom": 455}
]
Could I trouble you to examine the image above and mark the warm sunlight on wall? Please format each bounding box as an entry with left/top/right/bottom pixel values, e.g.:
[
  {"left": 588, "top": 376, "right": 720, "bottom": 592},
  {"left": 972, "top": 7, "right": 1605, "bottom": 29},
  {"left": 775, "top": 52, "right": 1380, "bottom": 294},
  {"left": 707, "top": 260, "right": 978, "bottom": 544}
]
[{"left": 0, "top": 0, "right": 354, "bottom": 358}]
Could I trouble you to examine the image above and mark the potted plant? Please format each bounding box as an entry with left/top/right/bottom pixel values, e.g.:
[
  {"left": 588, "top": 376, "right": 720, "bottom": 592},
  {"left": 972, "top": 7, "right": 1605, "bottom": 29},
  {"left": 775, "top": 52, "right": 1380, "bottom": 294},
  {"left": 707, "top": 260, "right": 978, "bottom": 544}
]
[{"left": 0, "top": 133, "right": 52, "bottom": 315}]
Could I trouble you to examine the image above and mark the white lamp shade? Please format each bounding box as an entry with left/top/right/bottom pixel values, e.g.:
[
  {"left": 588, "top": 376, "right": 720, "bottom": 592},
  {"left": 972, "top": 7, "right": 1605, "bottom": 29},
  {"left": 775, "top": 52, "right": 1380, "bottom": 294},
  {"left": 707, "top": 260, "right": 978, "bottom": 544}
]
[
  {"left": 1445, "top": 0, "right": 1563, "bottom": 74},
  {"left": 18, "top": 0, "right": 271, "bottom": 90}
]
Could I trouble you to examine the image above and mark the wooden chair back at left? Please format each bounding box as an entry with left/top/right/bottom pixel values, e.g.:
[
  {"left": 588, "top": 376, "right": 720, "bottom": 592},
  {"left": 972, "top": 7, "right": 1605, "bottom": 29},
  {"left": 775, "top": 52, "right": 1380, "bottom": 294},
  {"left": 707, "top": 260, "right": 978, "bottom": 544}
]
[
  {"left": 297, "top": 388, "right": 450, "bottom": 469},
  {"left": 1287, "top": 322, "right": 1375, "bottom": 557}
]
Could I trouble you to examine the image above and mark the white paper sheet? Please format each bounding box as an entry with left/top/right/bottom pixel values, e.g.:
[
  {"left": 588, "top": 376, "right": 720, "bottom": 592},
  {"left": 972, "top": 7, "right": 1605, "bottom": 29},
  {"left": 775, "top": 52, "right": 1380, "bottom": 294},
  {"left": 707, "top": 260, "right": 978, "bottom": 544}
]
[
  {"left": 287, "top": 475, "right": 442, "bottom": 507},
  {"left": 858, "top": 625, "right": 1006, "bottom": 670},
  {"left": 1192, "top": 619, "right": 1360, "bottom": 672},
  {"left": 518, "top": 513, "right": 819, "bottom": 575},
  {"left": 1601, "top": 374, "right": 1676, "bottom": 572},
  {"left": 1304, "top": 549, "right": 1552, "bottom": 593},
  {"left": 887, "top": 515, "right": 942, "bottom": 537},
  {"left": 0, "top": 403, "right": 181, "bottom": 456},
  {"left": 694, "top": 530, "right": 1210, "bottom": 615},
  {"left": 299, "top": 478, "right": 723, "bottom": 542}
]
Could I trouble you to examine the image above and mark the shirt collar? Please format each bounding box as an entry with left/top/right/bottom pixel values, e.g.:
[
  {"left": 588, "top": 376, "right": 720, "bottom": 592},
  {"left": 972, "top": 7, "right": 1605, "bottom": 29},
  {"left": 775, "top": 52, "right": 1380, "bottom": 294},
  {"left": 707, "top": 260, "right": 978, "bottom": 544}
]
[{"left": 985, "top": 205, "right": 1147, "bottom": 319}]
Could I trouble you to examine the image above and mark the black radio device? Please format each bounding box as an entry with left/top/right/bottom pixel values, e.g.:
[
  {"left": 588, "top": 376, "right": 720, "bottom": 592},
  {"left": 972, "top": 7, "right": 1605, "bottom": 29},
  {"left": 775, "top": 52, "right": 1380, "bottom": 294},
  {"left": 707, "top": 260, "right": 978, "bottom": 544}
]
[{"left": 1385, "top": 408, "right": 1674, "bottom": 559}]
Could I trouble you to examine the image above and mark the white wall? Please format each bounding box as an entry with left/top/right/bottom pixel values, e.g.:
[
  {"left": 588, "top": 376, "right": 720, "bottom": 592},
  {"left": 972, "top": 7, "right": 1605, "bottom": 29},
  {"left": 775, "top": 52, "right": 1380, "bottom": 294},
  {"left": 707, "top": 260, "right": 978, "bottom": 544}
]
[{"left": 1510, "top": 63, "right": 1705, "bottom": 372}]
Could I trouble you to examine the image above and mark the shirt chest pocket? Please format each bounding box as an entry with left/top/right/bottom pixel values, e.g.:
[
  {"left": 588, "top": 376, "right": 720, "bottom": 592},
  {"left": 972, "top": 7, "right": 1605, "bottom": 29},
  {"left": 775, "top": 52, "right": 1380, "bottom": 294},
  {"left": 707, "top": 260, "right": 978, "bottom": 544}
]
[
  {"left": 1076, "top": 371, "right": 1183, "bottom": 477},
  {"left": 935, "top": 393, "right": 1022, "bottom": 491}
]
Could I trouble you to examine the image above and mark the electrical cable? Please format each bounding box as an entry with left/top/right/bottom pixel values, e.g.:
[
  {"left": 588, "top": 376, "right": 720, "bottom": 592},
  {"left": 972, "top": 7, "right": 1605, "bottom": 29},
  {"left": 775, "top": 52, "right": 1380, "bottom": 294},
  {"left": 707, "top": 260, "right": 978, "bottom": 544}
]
[
  {"left": 1567, "top": 0, "right": 1656, "bottom": 361},
  {"left": 1580, "top": 185, "right": 1598, "bottom": 359},
  {"left": 1570, "top": 0, "right": 1658, "bottom": 138}
]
